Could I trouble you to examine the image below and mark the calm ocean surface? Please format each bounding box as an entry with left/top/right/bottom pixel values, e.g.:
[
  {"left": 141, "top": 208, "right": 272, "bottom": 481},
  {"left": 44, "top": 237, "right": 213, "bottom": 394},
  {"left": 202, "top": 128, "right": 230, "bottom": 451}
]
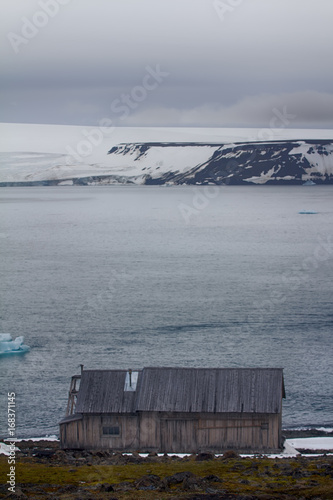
[{"left": 0, "top": 185, "right": 332, "bottom": 438}]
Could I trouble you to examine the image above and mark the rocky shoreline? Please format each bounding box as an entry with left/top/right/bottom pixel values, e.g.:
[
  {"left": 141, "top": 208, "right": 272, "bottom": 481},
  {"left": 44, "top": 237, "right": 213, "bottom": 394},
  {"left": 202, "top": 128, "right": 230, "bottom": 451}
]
[
  {"left": 1, "top": 432, "right": 333, "bottom": 499},
  {"left": 282, "top": 429, "right": 333, "bottom": 439}
]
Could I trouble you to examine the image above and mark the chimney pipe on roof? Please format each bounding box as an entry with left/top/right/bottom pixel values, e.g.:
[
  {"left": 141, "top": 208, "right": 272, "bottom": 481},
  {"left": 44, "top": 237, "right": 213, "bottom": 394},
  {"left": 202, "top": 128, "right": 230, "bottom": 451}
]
[
  {"left": 128, "top": 369, "right": 132, "bottom": 388},
  {"left": 80, "top": 364, "right": 84, "bottom": 375}
]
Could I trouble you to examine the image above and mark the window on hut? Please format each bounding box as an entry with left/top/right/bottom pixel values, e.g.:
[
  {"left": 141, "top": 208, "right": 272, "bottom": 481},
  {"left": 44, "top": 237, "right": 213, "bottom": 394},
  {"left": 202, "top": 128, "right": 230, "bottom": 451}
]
[
  {"left": 124, "top": 370, "right": 138, "bottom": 391},
  {"left": 102, "top": 426, "right": 120, "bottom": 436}
]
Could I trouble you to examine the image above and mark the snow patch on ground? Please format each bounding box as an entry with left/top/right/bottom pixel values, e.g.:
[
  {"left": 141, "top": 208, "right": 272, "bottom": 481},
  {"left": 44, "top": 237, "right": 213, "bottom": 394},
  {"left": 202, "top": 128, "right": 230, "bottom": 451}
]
[
  {"left": 13, "top": 435, "right": 59, "bottom": 442},
  {"left": 287, "top": 437, "right": 333, "bottom": 450},
  {"left": 289, "top": 142, "right": 333, "bottom": 176},
  {"left": 243, "top": 167, "right": 277, "bottom": 184},
  {"left": 0, "top": 442, "right": 20, "bottom": 456}
]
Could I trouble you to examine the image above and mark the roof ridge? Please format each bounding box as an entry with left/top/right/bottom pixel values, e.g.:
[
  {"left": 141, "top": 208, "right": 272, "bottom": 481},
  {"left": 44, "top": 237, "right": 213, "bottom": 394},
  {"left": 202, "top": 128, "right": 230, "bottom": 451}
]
[{"left": 81, "top": 367, "right": 284, "bottom": 372}]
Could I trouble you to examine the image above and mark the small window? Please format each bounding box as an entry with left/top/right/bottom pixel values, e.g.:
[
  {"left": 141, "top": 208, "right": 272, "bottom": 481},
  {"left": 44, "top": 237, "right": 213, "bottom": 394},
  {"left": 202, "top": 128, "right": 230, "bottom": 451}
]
[
  {"left": 102, "top": 426, "right": 120, "bottom": 436},
  {"left": 124, "top": 370, "right": 138, "bottom": 391},
  {"left": 261, "top": 422, "right": 269, "bottom": 430}
]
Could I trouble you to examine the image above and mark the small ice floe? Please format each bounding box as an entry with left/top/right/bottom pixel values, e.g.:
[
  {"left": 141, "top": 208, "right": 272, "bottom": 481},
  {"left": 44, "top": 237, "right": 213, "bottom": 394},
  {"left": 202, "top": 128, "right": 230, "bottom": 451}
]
[
  {"left": 303, "top": 180, "right": 316, "bottom": 186},
  {"left": 0, "top": 334, "right": 30, "bottom": 355},
  {"left": 298, "top": 210, "right": 318, "bottom": 214}
]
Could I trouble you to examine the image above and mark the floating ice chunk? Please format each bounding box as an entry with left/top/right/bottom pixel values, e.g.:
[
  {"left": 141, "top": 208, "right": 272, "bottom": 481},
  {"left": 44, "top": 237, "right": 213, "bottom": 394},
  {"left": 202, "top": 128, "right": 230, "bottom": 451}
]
[
  {"left": 303, "top": 180, "right": 316, "bottom": 186},
  {"left": 298, "top": 210, "right": 318, "bottom": 214},
  {"left": 0, "top": 334, "right": 30, "bottom": 355}
]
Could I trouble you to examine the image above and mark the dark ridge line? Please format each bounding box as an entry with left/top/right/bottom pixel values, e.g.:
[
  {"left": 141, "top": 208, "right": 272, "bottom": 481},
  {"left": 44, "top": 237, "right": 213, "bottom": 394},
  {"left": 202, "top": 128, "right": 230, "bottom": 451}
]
[{"left": 111, "top": 139, "right": 332, "bottom": 147}]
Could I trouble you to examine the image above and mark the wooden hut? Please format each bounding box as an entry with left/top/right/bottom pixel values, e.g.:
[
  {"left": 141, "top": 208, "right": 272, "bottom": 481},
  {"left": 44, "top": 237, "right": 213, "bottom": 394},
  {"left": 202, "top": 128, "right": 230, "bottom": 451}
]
[{"left": 59, "top": 367, "right": 285, "bottom": 453}]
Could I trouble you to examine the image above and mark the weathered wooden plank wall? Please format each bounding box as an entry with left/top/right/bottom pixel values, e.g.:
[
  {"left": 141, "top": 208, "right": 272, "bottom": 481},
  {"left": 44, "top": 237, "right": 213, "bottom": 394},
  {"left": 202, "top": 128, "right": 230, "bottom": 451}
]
[{"left": 60, "top": 412, "right": 281, "bottom": 452}]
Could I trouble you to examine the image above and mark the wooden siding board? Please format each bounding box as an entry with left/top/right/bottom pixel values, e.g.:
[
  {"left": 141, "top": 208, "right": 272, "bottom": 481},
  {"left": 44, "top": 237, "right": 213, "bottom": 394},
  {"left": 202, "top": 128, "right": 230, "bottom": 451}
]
[{"left": 60, "top": 411, "right": 282, "bottom": 452}]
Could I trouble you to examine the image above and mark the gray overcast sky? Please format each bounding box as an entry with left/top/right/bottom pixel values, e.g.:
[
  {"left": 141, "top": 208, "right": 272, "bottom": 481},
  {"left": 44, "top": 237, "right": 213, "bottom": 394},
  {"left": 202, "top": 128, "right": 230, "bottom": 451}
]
[{"left": 1, "top": 0, "right": 333, "bottom": 128}]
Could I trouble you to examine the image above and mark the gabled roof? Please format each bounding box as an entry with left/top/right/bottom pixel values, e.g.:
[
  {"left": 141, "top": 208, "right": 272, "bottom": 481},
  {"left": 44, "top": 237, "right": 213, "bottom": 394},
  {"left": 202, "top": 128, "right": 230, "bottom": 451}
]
[{"left": 74, "top": 367, "right": 285, "bottom": 415}]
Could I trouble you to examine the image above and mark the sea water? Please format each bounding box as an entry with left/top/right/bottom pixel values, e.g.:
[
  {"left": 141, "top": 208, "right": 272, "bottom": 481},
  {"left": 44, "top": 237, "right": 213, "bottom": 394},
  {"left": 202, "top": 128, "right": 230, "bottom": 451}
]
[{"left": 0, "top": 185, "right": 332, "bottom": 438}]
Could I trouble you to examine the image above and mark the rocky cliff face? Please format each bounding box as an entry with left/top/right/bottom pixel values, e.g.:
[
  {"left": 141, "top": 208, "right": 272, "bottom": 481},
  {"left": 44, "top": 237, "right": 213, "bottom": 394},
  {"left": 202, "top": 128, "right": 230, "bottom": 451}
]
[
  {"left": 1, "top": 135, "right": 332, "bottom": 186},
  {"left": 108, "top": 140, "right": 333, "bottom": 185}
]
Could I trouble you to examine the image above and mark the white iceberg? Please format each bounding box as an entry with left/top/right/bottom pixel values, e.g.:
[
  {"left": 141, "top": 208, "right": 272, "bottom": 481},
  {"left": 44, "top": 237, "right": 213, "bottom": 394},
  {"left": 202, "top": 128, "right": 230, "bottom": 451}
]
[{"left": 0, "top": 334, "right": 30, "bottom": 355}]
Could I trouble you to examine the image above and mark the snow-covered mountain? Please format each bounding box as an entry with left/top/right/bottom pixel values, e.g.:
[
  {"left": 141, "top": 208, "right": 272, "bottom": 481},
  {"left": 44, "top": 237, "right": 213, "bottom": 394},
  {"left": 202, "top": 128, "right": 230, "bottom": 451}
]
[{"left": 0, "top": 123, "right": 332, "bottom": 185}]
